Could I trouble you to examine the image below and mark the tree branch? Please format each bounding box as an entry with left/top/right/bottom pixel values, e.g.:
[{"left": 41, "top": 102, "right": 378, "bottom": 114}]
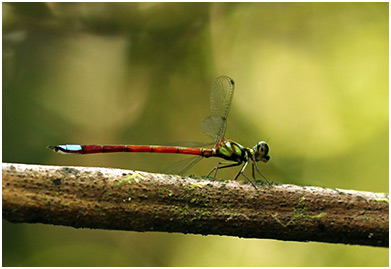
[{"left": 3, "top": 162, "right": 388, "bottom": 247}]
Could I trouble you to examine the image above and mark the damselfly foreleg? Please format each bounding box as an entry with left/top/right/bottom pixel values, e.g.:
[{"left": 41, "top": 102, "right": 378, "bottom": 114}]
[{"left": 251, "top": 157, "right": 270, "bottom": 183}]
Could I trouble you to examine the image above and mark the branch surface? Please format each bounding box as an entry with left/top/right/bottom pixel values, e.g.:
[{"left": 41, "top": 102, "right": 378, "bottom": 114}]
[{"left": 2, "top": 163, "right": 388, "bottom": 247}]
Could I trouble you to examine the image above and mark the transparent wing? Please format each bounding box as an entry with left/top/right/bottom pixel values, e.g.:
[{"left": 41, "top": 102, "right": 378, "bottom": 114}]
[
  {"left": 201, "top": 116, "right": 226, "bottom": 144},
  {"left": 164, "top": 141, "right": 214, "bottom": 147},
  {"left": 201, "top": 75, "right": 235, "bottom": 144},
  {"left": 163, "top": 156, "right": 203, "bottom": 175}
]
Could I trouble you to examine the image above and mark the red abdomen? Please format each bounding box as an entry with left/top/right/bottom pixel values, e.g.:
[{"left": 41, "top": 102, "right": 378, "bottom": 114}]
[{"left": 73, "top": 144, "right": 207, "bottom": 156}]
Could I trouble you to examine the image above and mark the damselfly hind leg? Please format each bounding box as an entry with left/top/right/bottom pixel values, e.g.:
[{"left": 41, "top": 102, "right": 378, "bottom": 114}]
[
  {"left": 208, "top": 160, "right": 258, "bottom": 190},
  {"left": 207, "top": 161, "right": 241, "bottom": 178}
]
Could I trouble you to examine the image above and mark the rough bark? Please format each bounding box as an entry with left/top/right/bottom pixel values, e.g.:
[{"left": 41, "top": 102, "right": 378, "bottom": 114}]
[{"left": 2, "top": 163, "right": 388, "bottom": 247}]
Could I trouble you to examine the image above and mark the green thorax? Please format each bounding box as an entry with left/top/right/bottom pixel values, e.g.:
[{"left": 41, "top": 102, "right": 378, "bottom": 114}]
[{"left": 213, "top": 138, "right": 250, "bottom": 163}]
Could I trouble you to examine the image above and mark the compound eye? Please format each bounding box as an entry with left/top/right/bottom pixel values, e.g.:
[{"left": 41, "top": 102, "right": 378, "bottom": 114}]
[{"left": 257, "top": 141, "right": 269, "bottom": 155}]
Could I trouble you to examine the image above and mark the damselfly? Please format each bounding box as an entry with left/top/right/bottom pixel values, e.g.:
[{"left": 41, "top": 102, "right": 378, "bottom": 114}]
[{"left": 49, "top": 76, "right": 270, "bottom": 189}]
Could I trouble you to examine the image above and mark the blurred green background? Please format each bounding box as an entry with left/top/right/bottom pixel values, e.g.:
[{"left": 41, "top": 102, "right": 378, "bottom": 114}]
[{"left": 3, "top": 2, "right": 388, "bottom": 266}]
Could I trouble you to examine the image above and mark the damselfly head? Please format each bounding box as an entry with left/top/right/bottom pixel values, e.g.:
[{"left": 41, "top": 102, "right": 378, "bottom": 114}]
[{"left": 253, "top": 141, "right": 270, "bottom": 163}]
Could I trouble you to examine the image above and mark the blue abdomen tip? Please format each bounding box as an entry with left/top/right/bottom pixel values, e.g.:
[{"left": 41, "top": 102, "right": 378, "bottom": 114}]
[{"left": 62, "top": 144, "right": 82, "bottom": 151}]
